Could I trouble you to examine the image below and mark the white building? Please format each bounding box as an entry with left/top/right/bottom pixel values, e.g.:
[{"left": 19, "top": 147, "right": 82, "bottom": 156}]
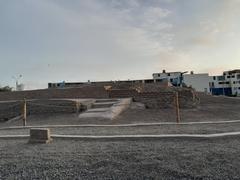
[
  {"left": 224, "top": 70, "right": 240, "bottom": 96},
  {"left": 153, "top": 70, "right": 210, "bottom": 93},
  {"left": 209, "top": 69, "right": 240, "bottom": 96},
  {"left": 152, "top": 70, "right": 182, "bottom": 86},
  {"left": 183, "top": 72, "right": 210, "bottom": 93}
]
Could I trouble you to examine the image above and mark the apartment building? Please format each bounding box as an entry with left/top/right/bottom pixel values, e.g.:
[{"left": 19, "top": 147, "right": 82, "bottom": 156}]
[{"left": 210, "top": 69, "right": 240, "bottom": 96}]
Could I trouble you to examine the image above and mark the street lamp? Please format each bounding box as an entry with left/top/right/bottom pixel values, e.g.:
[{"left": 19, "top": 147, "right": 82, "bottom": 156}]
[{"left": 12, "top": 75, "right": 22, "bottom": 91}]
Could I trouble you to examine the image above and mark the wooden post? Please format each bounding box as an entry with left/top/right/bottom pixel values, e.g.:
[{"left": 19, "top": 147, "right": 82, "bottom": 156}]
[
  {"left": 22, "top": 98, "right": 27, "bottom": 126},
  {"left": 175, "top": 92, "right": 180, "bottom": 123},
  {"left": 76, "top": 101, "right": 80, "bottom": 115}
]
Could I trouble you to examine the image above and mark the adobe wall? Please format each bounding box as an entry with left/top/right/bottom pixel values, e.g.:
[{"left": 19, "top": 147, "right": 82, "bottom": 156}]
[
  {"left": 109, "top": 89, "right": 198, "bottom": 109},
  {"left": 136, "top": 92, "right": 175, "bottom": 109},
  {"left": 0, "top": 101, "right": 22, "bottom": 121},
  {"left": 0, "top": 86, "right": 108, "bottom": 101},
  {"left": 0, "top": 85, "right": 199, "bottom": 121},
  {"left": 0, "top": 100, "right": 81, "bottom": 122},
  {"left": 108, "top": 89, "right": 138, "bottom": 99}
]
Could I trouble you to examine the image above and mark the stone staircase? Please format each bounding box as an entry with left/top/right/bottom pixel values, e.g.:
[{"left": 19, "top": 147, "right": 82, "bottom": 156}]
[
  {"left": 79, "top": 98, "right": 132, "bottom": 120},
  {"left": 92, "top": 99, "right": 117, "bottom": 109}
]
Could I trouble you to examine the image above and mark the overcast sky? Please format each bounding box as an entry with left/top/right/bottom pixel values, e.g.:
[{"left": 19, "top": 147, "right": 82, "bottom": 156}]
[{"left": 1, "top": 0, "right": 240, "bottom": 89}]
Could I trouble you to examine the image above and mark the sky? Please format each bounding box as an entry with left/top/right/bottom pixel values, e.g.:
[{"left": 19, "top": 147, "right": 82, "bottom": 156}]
[{"left": 0, "top": 0, "right": 240, "bottom": 89}]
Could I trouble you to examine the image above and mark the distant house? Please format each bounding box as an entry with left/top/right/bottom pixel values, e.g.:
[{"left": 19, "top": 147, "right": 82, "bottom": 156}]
[
  {"left": 152, "top": 70, "right": 183, "bottom": 86},
  {"left": 209, "top": 69, "right": 240, "bottom": 96},
  {"left": 152, "top": 70, "right": 210, "bottom": 93},
  {"left": 48, "top": 69, "right": 240, "bottom": 96},
  {"left": 48, "top": 79, "right": 165, "bottom": 89}
]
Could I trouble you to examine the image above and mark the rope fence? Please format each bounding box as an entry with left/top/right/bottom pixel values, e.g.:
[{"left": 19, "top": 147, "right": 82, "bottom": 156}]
[
  {"left": 0, "top": 94, "right": 183, "bottom": 126},
  {"left": 0, "top": 99, "right": 84, "bottom": 126}
]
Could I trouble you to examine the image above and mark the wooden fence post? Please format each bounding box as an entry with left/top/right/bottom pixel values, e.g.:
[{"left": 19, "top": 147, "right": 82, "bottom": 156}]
[
  {"left": 76, "top": 101, "right": 80, "bottom": 115},
  {"left": 175, "top": 92, "right": 180, "bottom": 123},
  {"left": 22, "top": 98, "right": 27, "bottom": 126}
]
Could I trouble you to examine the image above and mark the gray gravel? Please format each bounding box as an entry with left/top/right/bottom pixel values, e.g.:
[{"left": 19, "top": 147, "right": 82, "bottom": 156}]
[
  {"left": 0, "top": 138, "right": 240, "bottom": 179},
  {"left": 0, "top": 113, "right": 114, "bottom": 127},
  {"left": 0, "top": 94, "right": 239, "bottom": 179}
]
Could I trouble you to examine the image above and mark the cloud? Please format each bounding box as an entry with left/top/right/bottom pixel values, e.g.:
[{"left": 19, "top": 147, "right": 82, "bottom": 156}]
[
  {"left": 153, "top": 50, "right": 193, "bottom": 72},
  {"left": 0, "top": 0, "right": 240, "bottom": 89},
  {"left": 189, "top": 36, "right": 216, "bottom": 47}
]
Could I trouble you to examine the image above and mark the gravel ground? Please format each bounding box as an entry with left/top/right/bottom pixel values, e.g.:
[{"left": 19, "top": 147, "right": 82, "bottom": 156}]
[
  {"left": 0, "top": 138, "right": 240, "bottom": 179},
  {"left": 1, "top": 122, "right": 240, "bottom": 136},
  {"left": 0, "top": 114, "right": 114, "bottom": 127},
  {"left": 0, "top": 94, "right": 240, "bottom": 179}
]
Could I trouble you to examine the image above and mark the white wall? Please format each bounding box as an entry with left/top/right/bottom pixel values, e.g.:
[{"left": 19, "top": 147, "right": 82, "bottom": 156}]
[{"left": 183, "top": 73, "right": 210, "bottom": 93}]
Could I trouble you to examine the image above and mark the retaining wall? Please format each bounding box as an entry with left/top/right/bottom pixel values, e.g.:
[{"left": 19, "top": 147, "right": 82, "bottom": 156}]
[
  {"left": 0, "top": 86, "right": 108, "bottom": 101},
  {"left": 0, "top": 100, "right": 81, "bottom": 122},
  {"left": 109, "top": 89, "right": 198, "bottom": 109}
]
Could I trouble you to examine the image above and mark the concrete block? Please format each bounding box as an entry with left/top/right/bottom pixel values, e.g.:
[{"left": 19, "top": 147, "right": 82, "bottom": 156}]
[{"left": 29, "top": 128, "right": 52, "bottom": 144}]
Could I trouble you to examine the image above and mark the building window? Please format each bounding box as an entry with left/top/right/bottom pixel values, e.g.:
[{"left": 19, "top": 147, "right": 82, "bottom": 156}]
[
  {"left": 158, "top": 74, "right": 160, "bottom": 77},
  {"left": 227, "top": 75, "right": 231, "bottom": 78},
  {"left": 170, "top": 78, "right": 173, "bottom": 82},
  {"left": 218, "top": 76, "right": 225, "bottom": 81},
  {"left": 209, "top": 82, "right": 214, "bottom": 87},
  {"left": 168, "top": 73, "right": 171, "bottom": 76},
  {"left": 213, "top": 76, "right": 216, "bottom": 80},
  {"left": 232, "top": 75, "right": 235, "bottom": 78},
  {"left": 237, "top": 75, "right": 240, "bottom": 79},
  {"left": 226, "top": 81, "right": 230, "bottom": 84}
]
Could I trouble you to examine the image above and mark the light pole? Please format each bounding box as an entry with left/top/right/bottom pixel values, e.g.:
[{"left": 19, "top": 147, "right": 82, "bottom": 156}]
[{"left": 12, "top": 75, "right": 22, "bottom": 91}]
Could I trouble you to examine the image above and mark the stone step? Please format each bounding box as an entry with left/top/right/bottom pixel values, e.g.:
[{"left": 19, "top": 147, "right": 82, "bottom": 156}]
[
  {"left": 95, "top": 99, "right": 118, "bottom": 103},
  {"left": 79, "top": 98, "right": 132, "bottom": 120},
  {"left": 86, "top": 108, "right": 109, "bottom": 113},
  {"left": 92, "top": 102, "right": 115, "bottom": 108}
]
